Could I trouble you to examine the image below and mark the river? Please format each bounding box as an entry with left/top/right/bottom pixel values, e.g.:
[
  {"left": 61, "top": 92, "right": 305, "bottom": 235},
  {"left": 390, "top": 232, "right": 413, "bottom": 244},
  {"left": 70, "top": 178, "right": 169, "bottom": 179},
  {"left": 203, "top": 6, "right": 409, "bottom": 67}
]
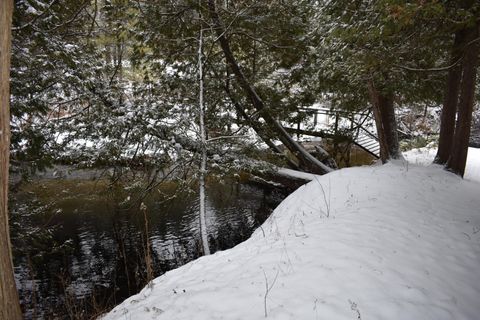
[{"left": 9, "top": 167, "right": 289, "bottom": 319}]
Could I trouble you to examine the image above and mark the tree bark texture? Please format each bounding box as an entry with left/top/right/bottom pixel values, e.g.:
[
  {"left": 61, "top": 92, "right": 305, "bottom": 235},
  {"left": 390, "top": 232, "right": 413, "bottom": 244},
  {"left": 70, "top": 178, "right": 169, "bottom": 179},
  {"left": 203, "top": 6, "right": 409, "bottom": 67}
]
[
  {"left": 207, "top": 0, "right": 333, "bottom": 175},
  {"left": 434, "top": 30, "right": 466, "bottom": 165},
  {"left": 198, "top": 26, "right": 210, "bottom": 255},
  {"left": 367, "top": 81, "right": 401, "bottom": 163},
  {"left": 1, "top": 0, "right": 23, "bottom": 318},
  {"left": 446, "top": 23, "right": 480, "bottom": 177}
]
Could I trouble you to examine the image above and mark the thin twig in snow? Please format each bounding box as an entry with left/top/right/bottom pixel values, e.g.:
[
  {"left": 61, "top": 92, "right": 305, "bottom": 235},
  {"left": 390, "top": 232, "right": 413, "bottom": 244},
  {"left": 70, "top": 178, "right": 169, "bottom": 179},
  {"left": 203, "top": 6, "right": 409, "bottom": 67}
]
[
  {"left": 259, "top": 225, "right": 265, "bottom": 238},
  {"left": 263, "top": 269, "right": 279, "bottom": 318},
  {"left": 314, "top": 176, "right": 331, "bottom": 217}
]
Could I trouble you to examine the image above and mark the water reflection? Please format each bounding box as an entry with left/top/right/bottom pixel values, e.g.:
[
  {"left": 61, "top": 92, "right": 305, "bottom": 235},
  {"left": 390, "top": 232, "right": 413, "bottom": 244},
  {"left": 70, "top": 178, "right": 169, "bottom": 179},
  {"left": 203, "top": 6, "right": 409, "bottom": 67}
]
[{"left": 10, "top": 174, "right": 287, "bottom": 319}]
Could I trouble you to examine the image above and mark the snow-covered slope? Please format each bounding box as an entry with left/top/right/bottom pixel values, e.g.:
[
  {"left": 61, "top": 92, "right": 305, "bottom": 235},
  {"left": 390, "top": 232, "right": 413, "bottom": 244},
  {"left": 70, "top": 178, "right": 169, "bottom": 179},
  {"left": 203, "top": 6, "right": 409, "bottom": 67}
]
[
  {"left": 404, "top": 147, "right": 480, "bottom": 183},
  {"left": 103, "top": 151, "right": 480, "bottom": 320}
]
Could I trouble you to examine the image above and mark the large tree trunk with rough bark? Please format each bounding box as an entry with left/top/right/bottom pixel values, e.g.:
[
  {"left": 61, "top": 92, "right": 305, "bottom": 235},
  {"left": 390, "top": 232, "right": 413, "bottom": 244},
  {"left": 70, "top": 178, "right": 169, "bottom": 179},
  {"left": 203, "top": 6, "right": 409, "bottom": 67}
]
[
  {"left": 207, "top": 0, "right": 333, "bottom": 175},
  {"left": 1, "top": 0, "right": 23, "bottom": 318},
  {"left": 368, "top": 81, "right": 401, "bottom": 163},
  {"left": 434, "top": 30, "right": 466, "bottom": 165},
  {"left": 446, "top": 23, "right": 480, "bottom": 177}
]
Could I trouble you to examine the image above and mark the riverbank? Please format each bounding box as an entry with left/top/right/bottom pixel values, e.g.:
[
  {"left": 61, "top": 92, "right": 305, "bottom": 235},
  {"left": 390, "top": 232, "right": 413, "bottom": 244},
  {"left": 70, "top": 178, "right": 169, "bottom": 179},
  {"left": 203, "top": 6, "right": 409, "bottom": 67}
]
[{"left": 103, "top": 148, "right": 480, "bottom": 320}]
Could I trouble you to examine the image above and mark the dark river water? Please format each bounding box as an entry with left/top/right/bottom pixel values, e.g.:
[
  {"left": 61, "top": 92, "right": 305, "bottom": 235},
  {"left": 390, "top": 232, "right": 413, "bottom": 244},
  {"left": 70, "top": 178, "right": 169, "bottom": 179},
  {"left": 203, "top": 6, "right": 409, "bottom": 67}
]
[{"left": 9, "top": 168, "right": 289, "bottom": 319}]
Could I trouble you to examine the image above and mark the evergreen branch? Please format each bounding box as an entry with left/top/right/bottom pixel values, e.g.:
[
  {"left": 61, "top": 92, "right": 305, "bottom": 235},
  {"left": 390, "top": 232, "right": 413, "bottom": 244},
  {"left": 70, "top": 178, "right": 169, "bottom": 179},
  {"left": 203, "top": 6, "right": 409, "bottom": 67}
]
[
  {"left": 206, "top": 135, "right": 249, "bottom": 143},
  {"left": 231, "top": 31, "right": 295, "bottom": 49},
  {"left": 395, "top": 36, "right": 480, "bottom": 72},
  {"left": 12, "top": 0, "right": 59, "bottom": 31},
  {"left": 394, "top": 57, "right": 462, "bottom": 72}
]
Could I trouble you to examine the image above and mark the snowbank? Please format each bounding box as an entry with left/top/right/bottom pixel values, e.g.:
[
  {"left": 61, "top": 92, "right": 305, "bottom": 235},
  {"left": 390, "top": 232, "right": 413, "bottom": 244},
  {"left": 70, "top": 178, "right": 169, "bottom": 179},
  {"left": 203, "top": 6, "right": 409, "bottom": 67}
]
[
  {"left": 404, "top": 147, "right": 480, "bottom": 183},
  {"left": 103, "top": 150, "right": 480, "bottom": 320}
]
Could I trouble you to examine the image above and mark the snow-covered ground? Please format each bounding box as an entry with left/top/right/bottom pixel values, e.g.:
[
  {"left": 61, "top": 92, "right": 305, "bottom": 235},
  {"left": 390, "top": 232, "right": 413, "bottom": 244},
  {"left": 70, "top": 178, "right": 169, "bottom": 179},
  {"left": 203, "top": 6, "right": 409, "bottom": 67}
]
[
  {"left": 103, "top": 148, "right": 480, "bottom": 320},
  {"left": 404, "top": 147, "right": 480, "bottom": 183}
]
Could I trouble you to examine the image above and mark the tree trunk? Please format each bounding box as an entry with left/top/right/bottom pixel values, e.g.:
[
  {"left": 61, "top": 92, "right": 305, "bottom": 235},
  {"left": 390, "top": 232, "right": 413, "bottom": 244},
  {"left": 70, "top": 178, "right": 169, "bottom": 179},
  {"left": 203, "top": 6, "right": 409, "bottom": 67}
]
[
  {"left": 379, "top": 93, "right": 401, "bottom": 160},
  {"left": 368, "top": 81, "right": 401, "bottom": 163},
  {"left": 219, "top": 61, "right": 300, "bottom": 170},
  {"left": 198, "top": 24, "right": 210, "bottom": 255},
  {"left": 446, "top": 23, "right": 480, "bottom": 177},
  {"left": 223, "top": 82, "right": 301, "bottom": 170},
  {"left": 1, "top": 0, "right": 23, "bottom": 318},
  {"left": 207, "top": 0, "right": 333, "bottom": 175},
  {"left": 434, "top": 30, "right": 466, "bottom": 165}
]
